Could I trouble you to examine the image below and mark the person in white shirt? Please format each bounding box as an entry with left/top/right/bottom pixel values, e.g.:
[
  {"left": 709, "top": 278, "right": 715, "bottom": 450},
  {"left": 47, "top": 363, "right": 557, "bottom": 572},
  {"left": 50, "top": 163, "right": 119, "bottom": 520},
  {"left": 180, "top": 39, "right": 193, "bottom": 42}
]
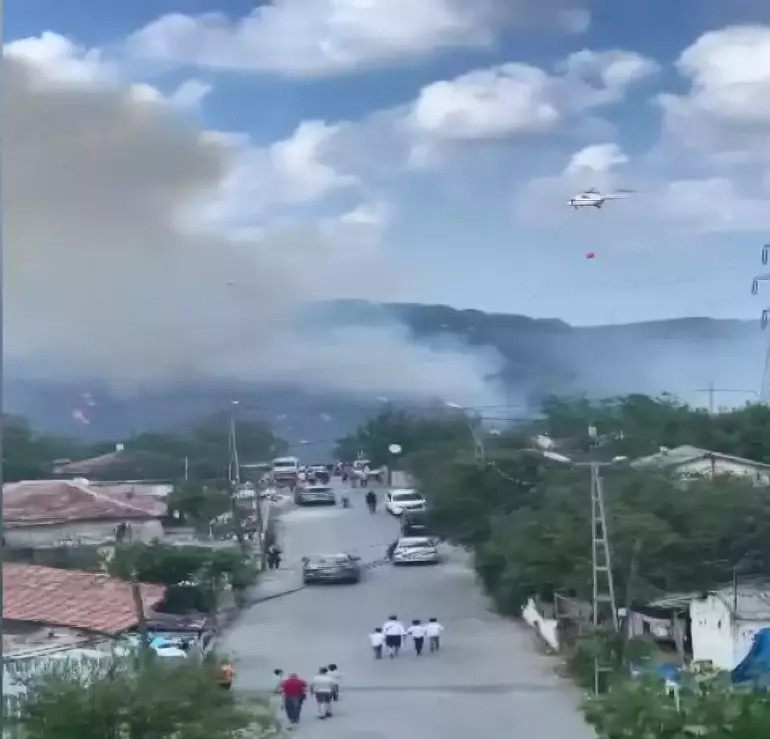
[
  {"left": 407, "top": 619, "right": 427, "bottom": 656},
  {"left": 327, "top": 663, "right": 341, "bottom": 701},
  {"left": 309, "top": 667, "right": 335, "bottom": 719},
  {"left": 369, "top": 627, "right": 385, "bottom": 659},
  {"left": 382, "top": 615, "right": 406, "bottom": 658},
  {"left": 426, "top": 617, "right": 444, "bottom": 652}
]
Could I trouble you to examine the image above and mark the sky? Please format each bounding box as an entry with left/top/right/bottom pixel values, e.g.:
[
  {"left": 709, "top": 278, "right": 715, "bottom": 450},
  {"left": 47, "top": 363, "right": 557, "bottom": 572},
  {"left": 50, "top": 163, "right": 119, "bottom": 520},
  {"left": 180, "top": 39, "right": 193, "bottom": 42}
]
[{"left": 4, "top": 0, "right": 770, "bottom": 403}]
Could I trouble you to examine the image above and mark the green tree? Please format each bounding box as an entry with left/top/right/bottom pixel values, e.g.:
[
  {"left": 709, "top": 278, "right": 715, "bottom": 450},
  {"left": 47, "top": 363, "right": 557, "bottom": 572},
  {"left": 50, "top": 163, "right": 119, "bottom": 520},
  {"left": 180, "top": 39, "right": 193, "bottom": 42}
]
[
  {"left": 109, "top": 543, "right": 256, "bottom": 614},
  {"left": 584, "top": 674, "right": 770, "bottom": 738},
  {"left": 335, "top": 409, "right": 472, "bottom": 466},
  {"left": 2, "top": 414, "right": 85, "bottom": 481},
  {"left": 11, "top": 653, "right": 282, "bottom": 739}
]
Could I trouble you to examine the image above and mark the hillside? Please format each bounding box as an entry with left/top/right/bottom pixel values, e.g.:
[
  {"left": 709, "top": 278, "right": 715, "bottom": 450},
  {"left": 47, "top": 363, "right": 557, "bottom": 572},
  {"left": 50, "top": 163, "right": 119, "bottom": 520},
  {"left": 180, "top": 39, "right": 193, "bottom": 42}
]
[{"left": 4, "top": 301, "right": 765, "bottom": 458}]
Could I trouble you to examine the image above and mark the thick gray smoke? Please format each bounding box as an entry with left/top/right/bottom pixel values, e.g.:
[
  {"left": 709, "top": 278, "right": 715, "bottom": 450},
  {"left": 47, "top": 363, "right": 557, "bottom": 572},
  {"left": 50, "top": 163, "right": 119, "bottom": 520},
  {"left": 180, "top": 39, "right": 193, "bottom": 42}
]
[{"left": 3, "top": 55, "right": 504, "bottom": 409}]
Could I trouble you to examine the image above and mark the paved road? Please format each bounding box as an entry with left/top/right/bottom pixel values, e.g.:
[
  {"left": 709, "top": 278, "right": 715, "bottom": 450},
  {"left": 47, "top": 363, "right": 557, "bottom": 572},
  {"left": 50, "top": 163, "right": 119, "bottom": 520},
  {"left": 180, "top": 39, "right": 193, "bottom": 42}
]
[{"left": 224, "top": 486, "right": 594, "bottom": 738}]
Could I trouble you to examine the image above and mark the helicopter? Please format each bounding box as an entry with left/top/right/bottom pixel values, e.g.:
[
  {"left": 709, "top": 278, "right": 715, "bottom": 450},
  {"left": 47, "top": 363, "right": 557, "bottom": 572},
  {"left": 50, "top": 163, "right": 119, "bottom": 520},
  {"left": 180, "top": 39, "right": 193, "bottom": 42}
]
[{"left": 567, "top": 187, "right": 634, "bottom": 209}]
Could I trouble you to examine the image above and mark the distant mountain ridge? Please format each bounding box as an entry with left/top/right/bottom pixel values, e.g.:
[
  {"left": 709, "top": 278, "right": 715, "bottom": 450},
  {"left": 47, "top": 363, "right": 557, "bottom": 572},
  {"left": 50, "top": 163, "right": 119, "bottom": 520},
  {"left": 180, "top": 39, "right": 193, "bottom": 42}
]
[{"left": 5, "top": 301, "right": 765, "bottom": 458}]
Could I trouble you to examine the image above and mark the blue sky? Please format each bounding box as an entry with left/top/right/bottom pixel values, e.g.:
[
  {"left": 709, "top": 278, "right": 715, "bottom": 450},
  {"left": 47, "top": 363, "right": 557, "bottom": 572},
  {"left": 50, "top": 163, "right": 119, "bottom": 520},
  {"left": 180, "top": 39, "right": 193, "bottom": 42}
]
[{"left": 6, "top": 0, "right": 770, "bottom": 327}]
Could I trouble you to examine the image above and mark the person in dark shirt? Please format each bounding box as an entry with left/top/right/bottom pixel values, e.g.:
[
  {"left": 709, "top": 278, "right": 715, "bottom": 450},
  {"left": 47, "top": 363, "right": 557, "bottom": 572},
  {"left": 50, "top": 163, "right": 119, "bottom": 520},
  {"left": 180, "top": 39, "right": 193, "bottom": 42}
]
[{"left": 281, "top": 673, "right": 308, "bottom": 727}]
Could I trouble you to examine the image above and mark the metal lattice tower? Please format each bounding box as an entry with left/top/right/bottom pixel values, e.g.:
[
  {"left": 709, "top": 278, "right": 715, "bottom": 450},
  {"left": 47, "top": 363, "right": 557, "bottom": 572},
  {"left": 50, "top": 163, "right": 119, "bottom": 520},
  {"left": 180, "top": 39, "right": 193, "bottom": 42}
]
[
  {"left": 761, "top": 343, "right": 770, "bottom": 404},
  {"left": 590, "top": 462, "right": 619, "bottom": 693},
  {"left": 753, "top": 245, "right": 770, "bottom": 403}
]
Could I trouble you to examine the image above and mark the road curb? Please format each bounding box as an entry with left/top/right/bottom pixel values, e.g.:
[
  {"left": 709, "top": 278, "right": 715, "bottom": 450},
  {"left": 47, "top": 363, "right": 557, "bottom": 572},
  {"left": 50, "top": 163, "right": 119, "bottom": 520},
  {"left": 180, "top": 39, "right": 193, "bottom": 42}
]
[{"left": 249, "top": 585, "right": 306, "bottom": 604}]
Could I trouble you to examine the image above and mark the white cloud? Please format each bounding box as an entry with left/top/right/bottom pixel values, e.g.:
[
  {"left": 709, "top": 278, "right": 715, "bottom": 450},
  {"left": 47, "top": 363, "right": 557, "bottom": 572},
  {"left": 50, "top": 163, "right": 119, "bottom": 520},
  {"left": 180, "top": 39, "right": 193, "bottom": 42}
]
[
  {"left": 565, "top": 143, "right": 628, "bottom": 174},
  {"left": 167, "top": 78, "right": 212, "bottom": 107},
  {"left": 4, "top": 51, "right": 502, "bottom": 405},
  {"left": 658, "top": 25, "right": 770, "bottom": 163},
  {"left": 126, "top": 0, "right": 590, "bottom": 76},
  {"left": 5, "top": 32, "right": 212, "bottom": 109},
  {"left": 561, "top": 49, "right": 660, "bottom": 95},
  {"left": 407, "top": 64, "right": 561, "bottom": 141},
  {"left": 403, "top": 49, "right": 657, "bottom": 151},
  {"left": 200, "top": 120, "right": 359, "bottom": 226},
  {"left": 656, "top": 178, "right": 770, "bottom": 232},
  {"left": 4, "top": 31, "right": 113, "bottom": 84}
]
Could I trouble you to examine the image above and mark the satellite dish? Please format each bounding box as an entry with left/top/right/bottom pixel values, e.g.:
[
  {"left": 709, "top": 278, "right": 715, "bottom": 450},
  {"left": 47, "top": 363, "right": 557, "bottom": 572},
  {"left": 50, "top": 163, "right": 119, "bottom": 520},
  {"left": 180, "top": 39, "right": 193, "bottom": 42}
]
[{"left": 388, "top": 444, "right": 402, "bottom": 455}]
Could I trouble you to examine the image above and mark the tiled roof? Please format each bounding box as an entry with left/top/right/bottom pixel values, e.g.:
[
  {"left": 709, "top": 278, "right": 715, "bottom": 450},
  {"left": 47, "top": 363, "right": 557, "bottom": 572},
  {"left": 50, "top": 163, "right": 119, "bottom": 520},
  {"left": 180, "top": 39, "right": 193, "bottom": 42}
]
[
  {"left": 3, "top": 479, "right": 161, "bottom": 526},
  {"left": 3, "top": 564, "right": 165, "bottom": 635}
]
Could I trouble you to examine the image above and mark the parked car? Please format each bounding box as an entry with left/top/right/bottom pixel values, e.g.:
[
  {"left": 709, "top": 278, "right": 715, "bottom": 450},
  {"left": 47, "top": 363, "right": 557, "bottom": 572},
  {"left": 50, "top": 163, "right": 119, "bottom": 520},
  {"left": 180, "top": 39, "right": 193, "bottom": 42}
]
[
  {"left": 391, "top": 536, "right": 440, "bottom": 565},
  {"left": 400, "top": 511, "right": 432, "bottom": 537},
  {"left": 294, "top": 484, "right": 336, "bottom": 505},
  {"left": 302, "top": 553, "right": 362, "bottom": 584},
  {"left": 385, "top": 488, "right": 426, "bottom": 516}
]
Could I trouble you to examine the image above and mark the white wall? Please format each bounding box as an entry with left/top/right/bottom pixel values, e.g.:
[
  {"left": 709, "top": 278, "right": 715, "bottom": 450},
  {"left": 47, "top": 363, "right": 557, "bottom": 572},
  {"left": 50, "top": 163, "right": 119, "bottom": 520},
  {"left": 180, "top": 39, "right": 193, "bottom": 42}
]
[
  {"left": 5, "top": 519, "right": 164, "bottom": 548},
  {"left": 676, "top": 458, "right": 770, "bottom": 485},
  {"left": 690, "top": 595, "right": 735, "bottom": 670},
  {"left": 690, "top": 595, "right": 770, "bottom": 670}
]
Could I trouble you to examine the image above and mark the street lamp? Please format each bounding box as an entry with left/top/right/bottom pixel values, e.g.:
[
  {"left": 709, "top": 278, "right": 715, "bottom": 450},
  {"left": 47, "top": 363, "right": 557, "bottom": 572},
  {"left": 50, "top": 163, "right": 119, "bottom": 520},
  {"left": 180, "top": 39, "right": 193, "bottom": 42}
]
[{"left": 387, "top": 443, "right": 402, "bottom": 487}]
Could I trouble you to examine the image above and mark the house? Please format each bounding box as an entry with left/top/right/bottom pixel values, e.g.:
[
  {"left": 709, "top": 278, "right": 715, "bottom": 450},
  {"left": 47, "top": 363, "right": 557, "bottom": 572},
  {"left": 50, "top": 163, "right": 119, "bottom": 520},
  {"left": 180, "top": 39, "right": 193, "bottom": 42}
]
[
  {"left": 690, "top": 584, "right": 770, "bottom": 671},
  {"left": 54, "top": 444, "right": 183, "bottom": 482},
  {"left": 3, "top": 479, "right": 166, "bottom": 550},
  {"left": 2, "top": 564, "right": 166, "bottom": 712},
  {"left": 632, "top": 445, "right": 770, "bottom": 485}
]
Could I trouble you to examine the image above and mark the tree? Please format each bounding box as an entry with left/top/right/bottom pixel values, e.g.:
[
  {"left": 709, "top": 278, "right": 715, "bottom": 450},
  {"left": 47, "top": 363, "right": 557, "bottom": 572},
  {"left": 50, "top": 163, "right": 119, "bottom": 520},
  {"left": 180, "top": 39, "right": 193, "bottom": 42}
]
[
  {"left": 2, "top": 414, "right": 84, "bottom": 481},
  {"left": 11, "top": 653, "right": 282, "bottom": 739},
  {"left": 125, "top": 414, "right": 286, "bottom": 482},
  {"left": 168, "top": 481, "right": 231, "bottom": 526},
  {"left": 583, "top": 674, "right": 770, "bottom": 738},
  {"left": 334, "top": 409, "right": 472, "bottom": 466},
  {"left": 109, "top": 543, "right": 257, "bottom": 614}
]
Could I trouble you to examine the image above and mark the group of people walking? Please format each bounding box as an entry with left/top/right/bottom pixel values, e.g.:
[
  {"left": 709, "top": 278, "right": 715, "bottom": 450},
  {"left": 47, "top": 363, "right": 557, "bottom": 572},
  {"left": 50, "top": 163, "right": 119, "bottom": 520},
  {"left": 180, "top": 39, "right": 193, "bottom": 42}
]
[
  {"left": 370, "top": 615, "right": 444, "bottom": 658},
  {"left": 274, "top": 664, "right": 341, "bottom": 727}
]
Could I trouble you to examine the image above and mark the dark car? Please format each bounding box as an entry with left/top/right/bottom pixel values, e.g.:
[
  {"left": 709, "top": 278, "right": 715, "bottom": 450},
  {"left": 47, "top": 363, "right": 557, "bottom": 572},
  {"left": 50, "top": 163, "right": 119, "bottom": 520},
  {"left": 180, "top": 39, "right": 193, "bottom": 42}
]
[
  {"left": 302, "top": 553, "right": 362, "bottom": 585},
  {"left": 400, "top": 511, "right": 433, "bottom": 537}
]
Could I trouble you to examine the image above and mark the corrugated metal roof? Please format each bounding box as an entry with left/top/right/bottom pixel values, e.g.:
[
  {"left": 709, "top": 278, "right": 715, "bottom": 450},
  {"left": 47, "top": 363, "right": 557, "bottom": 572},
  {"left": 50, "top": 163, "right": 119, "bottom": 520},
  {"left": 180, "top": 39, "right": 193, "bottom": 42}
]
[{"left": 632, "top": 445, "right": 770, "bottom": 471}]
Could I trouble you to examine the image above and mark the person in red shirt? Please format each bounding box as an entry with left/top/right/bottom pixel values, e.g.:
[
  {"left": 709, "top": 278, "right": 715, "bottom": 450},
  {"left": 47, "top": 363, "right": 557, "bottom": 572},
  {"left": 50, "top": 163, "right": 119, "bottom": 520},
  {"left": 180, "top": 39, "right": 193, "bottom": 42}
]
[{"left": 281, "top": 673, "right": 308, "bottom": 727}]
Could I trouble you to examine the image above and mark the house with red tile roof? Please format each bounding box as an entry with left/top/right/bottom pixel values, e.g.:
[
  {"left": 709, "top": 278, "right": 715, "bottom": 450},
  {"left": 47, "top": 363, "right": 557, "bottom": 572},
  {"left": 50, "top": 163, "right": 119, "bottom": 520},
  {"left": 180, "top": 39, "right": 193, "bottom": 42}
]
[
  {"left": 2, "top": 563, "right": 165, "bottom": 636},
  {"left": 3, "top": 479, "right": 166, "bottom": 549}
]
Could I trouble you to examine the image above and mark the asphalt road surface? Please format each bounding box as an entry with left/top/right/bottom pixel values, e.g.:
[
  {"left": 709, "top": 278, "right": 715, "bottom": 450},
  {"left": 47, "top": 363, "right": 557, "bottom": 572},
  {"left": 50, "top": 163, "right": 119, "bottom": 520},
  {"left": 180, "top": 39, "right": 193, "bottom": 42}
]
[{"left": 224, "top": 486, "right": 595, "bottom": 738}]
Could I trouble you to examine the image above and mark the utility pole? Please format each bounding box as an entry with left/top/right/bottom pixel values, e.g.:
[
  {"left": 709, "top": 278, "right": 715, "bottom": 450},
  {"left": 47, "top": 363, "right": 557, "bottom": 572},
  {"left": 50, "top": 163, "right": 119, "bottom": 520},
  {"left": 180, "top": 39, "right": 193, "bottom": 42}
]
[{"left": 708, "top": 380, "right": 715, "bottom": 416}]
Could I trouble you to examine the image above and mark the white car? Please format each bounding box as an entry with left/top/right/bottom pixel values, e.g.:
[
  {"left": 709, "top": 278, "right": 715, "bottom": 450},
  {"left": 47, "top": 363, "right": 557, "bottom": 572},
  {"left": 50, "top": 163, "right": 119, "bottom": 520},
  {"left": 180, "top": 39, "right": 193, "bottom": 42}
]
[
  {"left": 385, "top": 489, "right": 426, "bottom": 516},
  {"left": 392, "top": 536, "right": 440, "bottom": 565}
]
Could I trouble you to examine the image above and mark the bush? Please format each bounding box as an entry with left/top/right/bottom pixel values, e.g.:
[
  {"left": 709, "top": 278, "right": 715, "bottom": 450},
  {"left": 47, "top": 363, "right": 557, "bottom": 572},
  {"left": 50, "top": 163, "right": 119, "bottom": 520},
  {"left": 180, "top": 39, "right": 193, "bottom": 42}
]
[{"left": 9, "top": 653, "right": 283, "bottom": 739}]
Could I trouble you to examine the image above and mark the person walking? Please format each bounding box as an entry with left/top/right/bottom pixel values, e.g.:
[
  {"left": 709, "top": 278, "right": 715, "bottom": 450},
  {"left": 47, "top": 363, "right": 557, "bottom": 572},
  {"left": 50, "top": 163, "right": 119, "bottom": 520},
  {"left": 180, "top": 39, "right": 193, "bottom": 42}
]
[
  {"left": 407, "top": 619, "right": 427, "bottom": 656},
  {"left": 382, "top": 615, "right": 406, "bottom": 658},
  {"left": 369, "top": 627, "right": 385, "bottom": 659},
  {"left": 327, "top": 663, "right": 341, "bottom": 701},
  {"left": 426, "top": 617, "right": 444, "bottom": 652},
  {"left": 310, "top": 666, "right": 335, "bottom": 719},
  {"left": 267, "top": 544, "right": 282, "bottom": 570},
  {"left": 365, "top": 490, "right": 377, "bottom": 513},
  {"left": 280, "top": 672, "right": 308, "bottom": 728}
]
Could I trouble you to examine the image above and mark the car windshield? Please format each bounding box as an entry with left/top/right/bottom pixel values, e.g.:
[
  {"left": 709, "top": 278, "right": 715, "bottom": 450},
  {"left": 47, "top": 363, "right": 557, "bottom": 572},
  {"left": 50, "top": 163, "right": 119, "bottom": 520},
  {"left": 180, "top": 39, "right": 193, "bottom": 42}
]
[
  {"left": 307, "top": 486, "right": 331, "bottom": 493},
  {"left": 394, "top": 492, "right": 422, "bottom": 502},
  {"left": 308, "top": 555, "right": 349, "bottom": 565}
]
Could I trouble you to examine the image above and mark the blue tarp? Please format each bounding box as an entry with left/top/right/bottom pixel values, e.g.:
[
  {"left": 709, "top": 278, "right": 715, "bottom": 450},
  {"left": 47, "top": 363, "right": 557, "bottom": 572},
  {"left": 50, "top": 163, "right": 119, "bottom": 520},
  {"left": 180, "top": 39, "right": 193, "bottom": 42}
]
[{"left": 732, "top": 627, "right": 770, "bottom": 684}]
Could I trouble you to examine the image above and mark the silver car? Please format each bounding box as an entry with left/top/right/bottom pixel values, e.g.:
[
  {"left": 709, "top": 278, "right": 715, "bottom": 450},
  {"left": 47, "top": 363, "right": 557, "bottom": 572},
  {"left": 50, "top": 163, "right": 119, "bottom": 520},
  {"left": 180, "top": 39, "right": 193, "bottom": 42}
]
[
  {"left": 294, "top": 484, "right": 336, "bottom": 505},
  {"left": 391, "top": 536, "right": 441, "bottom": 565}
]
